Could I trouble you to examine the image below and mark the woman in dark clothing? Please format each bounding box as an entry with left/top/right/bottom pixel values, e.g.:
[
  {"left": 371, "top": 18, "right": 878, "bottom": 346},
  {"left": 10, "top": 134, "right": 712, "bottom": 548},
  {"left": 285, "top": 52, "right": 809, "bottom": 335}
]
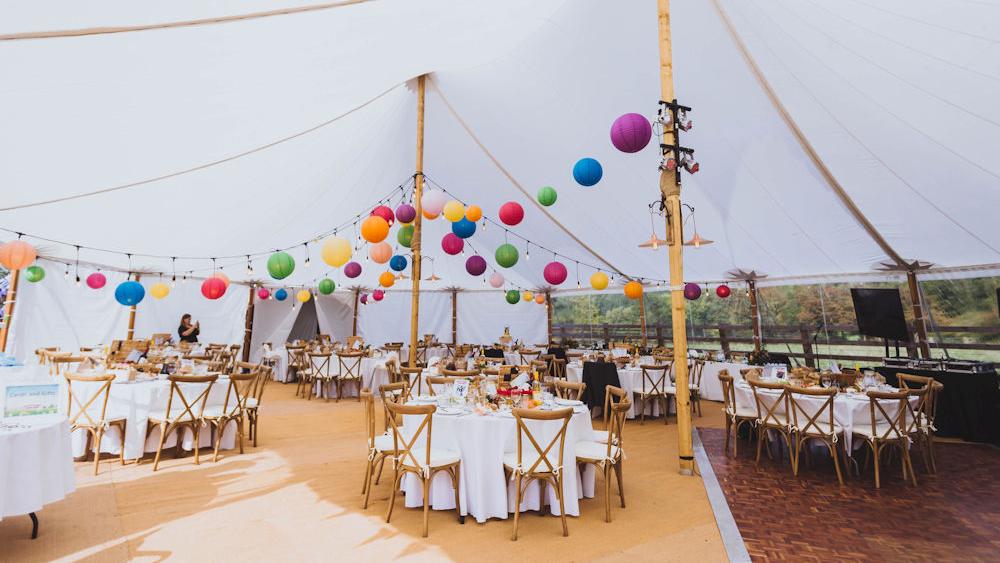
[{"left": 178, "top": 313, "right": 200, "bottom": 343}]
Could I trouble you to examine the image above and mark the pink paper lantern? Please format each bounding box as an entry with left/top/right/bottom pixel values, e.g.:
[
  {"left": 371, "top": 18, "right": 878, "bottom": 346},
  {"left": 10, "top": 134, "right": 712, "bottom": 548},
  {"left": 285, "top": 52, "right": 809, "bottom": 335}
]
[
  {"left": 441, "top": 233, "right": 464, "bottom": 256},
  {"left": 543, "top": 261, "right": 568, "bottom": 285},
  {"left": 257, "top": 287, "right": 270, "bottom": 300},
  {"left": 489, "top": 272, "right": 504, "bottom": 288},
  {"left": 371, "top": 205, "right": 395, "bottom": 226},
  {"left": 465, "top": 255, "right": 487, "bottom": 276},
  {"left": 395, "top": 203, "right": 416, "bottom": 224},
  {"left": 369, "top": 241, "right": 392, "bottom": 264},
  {"left": 498, "top": 201, "right": 524, "bottom": 226},
  {"left": 344, "top": 261, "right": 362, "bottom": 278},
  {"left": 86, "top": 272, "right": 107, "bottom": 289},
  {"left": 372, "top": 289, "right": 385, "bottom": 301},
  {"left": 201, "top": 277, "right": 227, "bottom": 300},
  {"left": 610, "top": 113, "right": 653, "bottom": 153}
]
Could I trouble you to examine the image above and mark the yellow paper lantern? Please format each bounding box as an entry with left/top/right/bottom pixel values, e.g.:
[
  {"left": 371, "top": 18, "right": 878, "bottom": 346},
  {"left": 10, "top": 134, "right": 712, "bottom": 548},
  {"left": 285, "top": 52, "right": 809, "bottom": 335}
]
[
  {"left": 379, "top": 271, "right": 395, "bottom": 288},
  {"left": 150, "top": 282, "right": 170, "bottom": 300},
  {"left": 624, "top": 280, "right": 643, "bottom": 300},
  {"left": 443, "top": 200, "right": 466, "bottom": 222},
  {"left": 369, "top": 241, "right": 392, "bottom": 264},
  {"left": 212, "top": 272, "right": 230, "bottom": 288},
  {"left": 361, "top": 216, "right": 390, "bottom": 243},
  {"left": 534, "top": 294, "right": 546, "bottom": 305},
  {"left": 522, "top": 290, "right": 534, "bottom": 302},
  {"left": 465, "top": 204, "right": 483, "bottom": 223},
  {"left": 296, "top": 289, "right": 312, "bottom": 303},
  {"left": 321, "top": 236, "right": 352, "bottom": 267},
  {"left": 590, "top": 271, "right": 609, "bottom": 291},
  {"left": 0, "top": 240, "right": 37, "bottom": 270}
]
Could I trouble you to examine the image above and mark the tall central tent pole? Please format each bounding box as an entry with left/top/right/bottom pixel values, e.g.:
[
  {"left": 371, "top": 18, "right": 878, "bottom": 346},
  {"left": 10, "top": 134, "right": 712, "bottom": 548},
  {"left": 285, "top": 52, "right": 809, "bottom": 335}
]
[
  {"left": 126, "top": 273, "right": 141, "bottom": 340},
  {"left": 352, "top": 288, "right": 359, "bottom": 336},
  {"left": 242, "top": 285, "right": 255, "bottom": 362},
  {"left": 748, "top": 279, "right": 761, "bottom": 353},
  {"left": 658, "top": 0, "right": 694, "bottom": 475},
  {"left": 451, "top": 289, "right": 458, "bottom": 345},
  {"left": 638, "top": 291, "right": 648, "bottom": 348},
  {"left": 408, "top": 75, "right": 427, "bottom": 368},
  {"left": 546, "top": 291, "right": 553, "bottom": 345},
  {"left": 0, "top": 269, "right": 20, "bottom": 353}
]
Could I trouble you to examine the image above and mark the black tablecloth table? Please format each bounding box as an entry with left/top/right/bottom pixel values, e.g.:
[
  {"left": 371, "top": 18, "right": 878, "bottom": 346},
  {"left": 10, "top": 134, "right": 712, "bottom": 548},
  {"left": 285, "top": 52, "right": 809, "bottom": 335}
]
[
  {"left": 547, "top": 347, "right": 567, "bottom": 360},
  {"left": 483, "top": 348, "right": 505, "bottom": 359},
  {"left": 581, "top": 361, "right": 621, "bottom": 411},
  {"left": 877, "top": 367, "right": 1000, "bottom": 444}
]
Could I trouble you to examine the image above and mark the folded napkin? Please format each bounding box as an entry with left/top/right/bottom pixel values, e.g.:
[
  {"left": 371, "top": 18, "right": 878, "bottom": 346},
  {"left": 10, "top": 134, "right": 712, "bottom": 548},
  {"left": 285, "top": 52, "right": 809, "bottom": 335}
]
[{"left": 0, "top": 353, "right": 20, "bottom": 367}]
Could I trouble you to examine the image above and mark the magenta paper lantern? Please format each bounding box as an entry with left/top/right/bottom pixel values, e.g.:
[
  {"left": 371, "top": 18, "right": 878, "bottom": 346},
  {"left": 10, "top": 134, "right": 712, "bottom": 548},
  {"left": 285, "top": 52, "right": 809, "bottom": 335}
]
[
  {"left": 371, "top": 205, "right": 395, "bottom": 226},
  {"left": 465, "top": 255, "right": 487, "bottom": 276},
  {"left": 684, "top": 283, "right": 702, "bottom": 300},
  {"left": 372, "top": 289, "right": 385, "bottom": 301},
  {"left": 489, "top": 271, "right": 504, "bottom": 288},
  {"left": 86, "top": 272, "right": 107, "bottom": 289},
  {"left": 201, "top": 277, "right": 227, "bottom": 300},
  {"left": 395, "top": 203, "right": 416, "bottom": 224},
  {"left": 543, "top": 261, "right": 568, "bottom": 285},
  {"left": 498, "top": 201, "right": 524, "bottom": 226},
  {"left": 344, "top": 261, "right": 362, "bottom": 279},
  {"left": 360, "top": 293, "right": 369, "bottom": 305},
  {"left": 257, "top": 287, "right": 270, "bottom": 300},
  {"left": 441, "top": 233, "right": 464, "bottom": 256},
  {"left": 610, "top": 112, "right": 653, "bottom": 153}
]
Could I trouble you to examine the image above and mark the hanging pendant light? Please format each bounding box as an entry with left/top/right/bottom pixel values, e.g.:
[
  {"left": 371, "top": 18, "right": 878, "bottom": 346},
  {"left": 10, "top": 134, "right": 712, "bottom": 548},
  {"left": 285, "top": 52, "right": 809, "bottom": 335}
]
[
  {"left": 638, "top": 211, "right": 668, "bottom": 250},
  {"left": 683, "top": 211, "right": 713, "bottom": 248}
]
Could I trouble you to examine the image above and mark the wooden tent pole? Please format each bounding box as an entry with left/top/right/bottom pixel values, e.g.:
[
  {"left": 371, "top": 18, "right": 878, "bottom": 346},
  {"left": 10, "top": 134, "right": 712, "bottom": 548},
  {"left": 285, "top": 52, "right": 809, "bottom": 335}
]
[
  {"left": 126, "top": 273, "right": 140, "bottom": 340},
  {"left": 748, "top": 279, "right": 762, "bottom": 353},
  {"left": 451, "top": 289, "right": 457, "bottom": 345},
  {"left": 408, "top": 75, "right": 426, "bottom": 367},
  {"left": 638, "top": 290, "right": 648, "bottom": 348},
  {"left": 907, "top": 270, "right": 931, "bottom": 358},
  {"left": 352, "top": 288, "right": 359, "bottom": 336},
  {"left": 242, "top": 285, "right": 255, "bottom": 362},
  {"left": 546, "top": 291, "right": 553, "bottom": 345},
  {"left": 0, "top": 269, "right": 21, "bottom": 353},
  {"left": 658, "top": 0, "right": 694, "bottom": 475}
]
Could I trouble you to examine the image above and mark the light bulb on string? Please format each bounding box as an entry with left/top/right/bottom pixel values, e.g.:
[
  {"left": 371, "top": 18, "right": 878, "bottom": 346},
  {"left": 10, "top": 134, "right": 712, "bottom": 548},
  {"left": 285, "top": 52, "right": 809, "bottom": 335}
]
[
  {"left": 246, "top": 255, "right": 253, "bottom": 277},
  {"left": 64, "top": 263, "right": 69, "bottom": 279},
  {"left": 525, "top": 241, "right": 530, "bottom": 261},
  {"left": 172, "top": 257, "right": 177, "bottom": 287},
  {"left": 304, "top": 242, "right": 311, "bottom": 268}
]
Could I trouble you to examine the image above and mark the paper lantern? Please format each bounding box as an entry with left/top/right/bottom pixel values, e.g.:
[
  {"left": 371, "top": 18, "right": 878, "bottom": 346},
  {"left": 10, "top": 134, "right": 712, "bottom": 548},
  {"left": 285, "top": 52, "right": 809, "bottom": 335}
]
[
  {"left": 489, "top": 272, "right": 504, "bottom": 288},
  {"left": 267, "top": 251, "right": 295, "bottom": 280},
  {"left": 494, "top": 243, "right": 519, "bottom": 268},
  {"left": 321, "top": 236, "right": 352, "bottom": 267},
  {"left": 421, "top": 189, "right": 447, "bottom": 219},
  {"left": 465, "top": 255, "right": 487, "bottom": 276},
  {"left": 624, "top": 280, "right": 643, "bottom": 300},
  {"left": 543, "top": 261, "right": 568, "bottom": 285},
  {"left": 716, "top": 284, "right": 731, "bottom": 298},
  {"left": 0, "top": 240, "right": 37, "bottom": 270},
  {"left": 24, "top": 265, "right": 44, "bottom": 283},
  {"left": 465, "top": 204, "right": 483, "bottom": 222},
  {"left": 441, "top": 233, "right": 464, "bottom": 256},
  {"left": 522, "top": 290, "right": 534, "bottom": 302},
  {"left": 395, "top": 203, "right": 416, "bottom": 224},
  {"left": 397, "top": 224, "right": 414, "bottom": 248},
  {"left": 505, "top": 290, "right": 520, "bottom": 304},
  {"left": 115, "top": 281, "right": 145, "bottom": 306},
  {"left": 573, "top": 157, "right": 603, "bottom": 187},
  {"left": 443, "top": 200, "right": 466, "bottom": 222},
  {"left": 150, "top": 282, "right": 170, "bottom": 300},
  {"left": 590, "top": 271, "right": 609, "bottom": 291},
  {"left": 360, "top": 293, "right": 369, "bottom": 305},
  {"left": 274, "top": 288, "right": 288, "bottom": 301},
  {"left": 451, "top": 218, "right": 476, "bottom": 239},
  {"left": 498, "top": 202, "right": 524, "bottom": 226},
  {"left": 201, "top": 277, "right": 227, "bottom": 300},
  {"left": 684, "top": 283, "right": 702, "bottom": 300},
  {"left": 389, "top": 255, "right": 408, "bottom": 272},
  {"left": 372, "top": 289, "right": 385, "bottom": 301},
  {"left": 296, "top": 289, "right": 312, "bottom": 303},
  {"left": 371, "top": 205, "right": 395, "bottom": 226},
  {"left": 344, "top": 261, "right": 362, "bottom": 279},
  {"left": 610, "top": 113, "right": 653, "bottom": 153},
  {"left": 257, "top": 287, "right": 270, "bottom": 300},
  {"left": 86, "top": 272, "right": 107, "bottom": 289},
  {"left": 534, "top": 293, "right": 546, "bottom": 305},
  {"left": 318, "top": 278, "right": 336, "bottom": 295},
  {"left": 537, "top": 186, "right": 558, "bottom": 207},
  {"left": 212, "top": 271, "right": 230, "bottom": 288},
  {"left": 379, "top": 271, "right": 395, "bottom": 288},
  {"left": 369, "top": 241, "right": 392, "bottom": 264},
  {"left": 361, "top": 216, "right": 390, "bottom": 243}
]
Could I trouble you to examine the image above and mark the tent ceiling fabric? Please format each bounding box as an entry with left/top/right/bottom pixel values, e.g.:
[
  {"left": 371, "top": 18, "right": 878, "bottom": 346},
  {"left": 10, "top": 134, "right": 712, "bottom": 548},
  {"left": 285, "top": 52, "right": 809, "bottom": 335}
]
[{"left": 1, "top": 0, "right": 998, "bottom": 293}]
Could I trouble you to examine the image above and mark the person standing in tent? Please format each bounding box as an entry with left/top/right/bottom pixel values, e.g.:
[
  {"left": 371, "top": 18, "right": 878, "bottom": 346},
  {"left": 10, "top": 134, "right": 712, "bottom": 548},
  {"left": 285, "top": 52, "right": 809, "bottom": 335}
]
[{"left": 178, "top": 314, "right": 200, "bottom": 343}]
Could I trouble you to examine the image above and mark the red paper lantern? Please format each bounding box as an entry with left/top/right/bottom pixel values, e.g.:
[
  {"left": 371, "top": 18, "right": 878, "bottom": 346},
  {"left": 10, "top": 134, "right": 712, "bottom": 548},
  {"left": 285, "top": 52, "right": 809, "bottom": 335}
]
[
  {"left": 716, "top": 284, "right": 731, "bottom": 298},
  {"left": 201, "top": 277, "right": 227, "bottom": 300},
  {"left": 498, "top": 202, "right": 524, "bottom": 226},
  {"left": 371, "top": 205, "right": 395, "bottom": 226}
]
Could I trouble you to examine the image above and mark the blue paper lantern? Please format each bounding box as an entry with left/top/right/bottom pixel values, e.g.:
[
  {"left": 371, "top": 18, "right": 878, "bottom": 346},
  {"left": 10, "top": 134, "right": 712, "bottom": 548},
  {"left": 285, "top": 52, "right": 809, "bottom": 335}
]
[
  {"left": 451, "top": 217, "right": 477, "bottom": 239},
  {"left": 389, "top": 254, "right": 408, "bottom": 272},
  {"left": 274, "top": 288, "right": 288, "bottom": 301},
  {"left": 114, "top": 281, "right": 145, "bottom": 306},
  {"left": 573, "top": 157, "right": 603, "bottom": 187}
]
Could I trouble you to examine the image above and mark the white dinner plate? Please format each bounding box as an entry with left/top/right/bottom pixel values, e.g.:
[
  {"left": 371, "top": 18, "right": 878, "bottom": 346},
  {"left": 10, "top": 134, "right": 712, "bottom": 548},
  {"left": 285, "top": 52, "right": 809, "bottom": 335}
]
[
  {"left": 436, "top": 407, "right": 464, "bottom": 416},
  {"left": 555, "top": 398, "right": 583, "bottom": 406}
]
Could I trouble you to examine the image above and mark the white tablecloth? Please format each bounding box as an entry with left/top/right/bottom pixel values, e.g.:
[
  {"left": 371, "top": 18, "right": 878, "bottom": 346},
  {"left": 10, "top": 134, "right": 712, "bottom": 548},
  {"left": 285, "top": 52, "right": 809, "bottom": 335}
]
[
  {"left": 263, "top": 349, "right": 289, "bottom": 382},
  {"left": 566, "top": 364, "right": 666, "bottom": 419},
  {"left": 699, "top": 361, "right": 751, "bottom": 402},
  {"left": 0, "top": 414, "right": 75, "bottom": 520},
  {"left": 314, "top": 355, "right": 390, "bottom": 399},
  {"left": 400, "top": 407, "right": 594, "bottom": 524}
]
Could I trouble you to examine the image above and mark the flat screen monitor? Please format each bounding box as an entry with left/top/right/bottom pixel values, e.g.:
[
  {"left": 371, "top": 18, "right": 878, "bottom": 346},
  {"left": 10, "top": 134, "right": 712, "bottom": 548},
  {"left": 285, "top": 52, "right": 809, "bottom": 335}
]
[{"left": 851, "top": 288, "right": 909, "bottom": 341}]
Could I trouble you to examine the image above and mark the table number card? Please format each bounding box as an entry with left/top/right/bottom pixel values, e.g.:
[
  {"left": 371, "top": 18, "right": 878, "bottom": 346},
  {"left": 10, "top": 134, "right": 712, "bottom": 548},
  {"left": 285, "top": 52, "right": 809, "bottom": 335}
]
[
  {"left": 453, "top": 378, "right": 470, "bottom": 398},
  {"left": 3, "top": 384, "right": 60, "bottom": 418}
]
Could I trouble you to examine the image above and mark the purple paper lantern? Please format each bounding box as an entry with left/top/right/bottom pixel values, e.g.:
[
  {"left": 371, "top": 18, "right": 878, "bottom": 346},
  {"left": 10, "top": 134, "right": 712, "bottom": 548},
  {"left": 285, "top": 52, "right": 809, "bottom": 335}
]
[
  {"left": 441, "top": 233, "right": 464, "bottom": 256},
  {"left": 395, "top": 203, "right": 416, "bottom": 224},
  {"left": 465, "top": 255, "right": 487, "bottom": 276},
  {"left": 684, "top": 282, "right": 702, "bottom": 300},
  {"left": 543, "top": 261, "right": 568, "bottom": 285},
  {"left": 610, "top": 113, "right": 653, "bottom": 153},
  {"left": 344, "top": 261, "right": 362, "bottom": 279},
  {"left": 360, "top": 293, "right": 369, "bottom": 305}
]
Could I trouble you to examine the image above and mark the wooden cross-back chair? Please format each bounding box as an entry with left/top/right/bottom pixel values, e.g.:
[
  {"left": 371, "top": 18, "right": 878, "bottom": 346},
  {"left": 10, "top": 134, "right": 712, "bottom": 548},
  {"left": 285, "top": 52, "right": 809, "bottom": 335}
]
[
  {"left": 425, "top": 375, "right": 468, "bottom": 396},
  {"left": 204, "top": 372, "right": 256, "bottom": 461},
  {"left": 336, "top": 350, "right": 364, "bottom": 401},
  {"left": 504, "top": 407, "right": 573, "bottom": 541},
  {"left": 717, "top": 370, "right": 756, "bottom": 457},
  {"left": 440, "top": 368, "right": 479, "bottom": 378},
  {"left": 636, "top": 364, "right": 671, "bottom": 425},
  {"left": 554, "top": 380, "right": 586, "bottom": 401},
  {"left": 414, "top": 344, "right": 428, "bottom": 366},
  {"left": 400, "top": 366, "right": 425, "bottom": 396},
  {"left": 144, "top": 374, "right": 218, "bottom": 471},
  {"left": 853, "top": 390, "right": 919, "bottom": 489},
  {"left": 36, "top": 347, "right": 60, "bottom": 366},
  {"left": 291, "top": 347, "right": 314, "bottom": 398},
  {"left": 64, "top": 373, "right": 127, "bottom": 475},
  {"left": 687, "top": 359, "right": 705, "bottom": 416},
  {"left": 384, "top": 402, "right": 463, "bottom": 537},
  {"left": 308, "top": 351, "right": 334, "bottom": 401},
  {"left": 361, "top": 388, "right": 397, "bottom": 509},
  {"left": 897, "top": 373, "right": 943, "bottom": 474},
  {"left": 378, "top": 381, "right": 410, "bottom": 430},
  {"left": 49, "top": 354, "right": 84, "bottom": 377},
  {"left": 519, "top": 349, "right": 541, "bottom": 365},
  {"left": 346, "top": 335, "right": 364, "bottom": 349},
  {"left": 246, "top": 366, "right": 271, "bottom": 447},
  {"left": 788, "top": 386, "right": 847, "bottom": 485},
  {"left": 748, "top": 379, "right": 794, "bottom": 468},
  {"left": 576, "top": 393, "right": 630, "bottom": 523},
  {"left": 285, "top": 343, "right": 307, "bottom": 381}
]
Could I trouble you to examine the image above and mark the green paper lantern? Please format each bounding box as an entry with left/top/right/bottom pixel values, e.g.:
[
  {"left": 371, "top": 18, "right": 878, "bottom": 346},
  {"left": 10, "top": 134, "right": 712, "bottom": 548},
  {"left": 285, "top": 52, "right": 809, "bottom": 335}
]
[
  {"left": 495, "top": 243, "right": 519, "bottom": 268},
  {"left": 267, "top": 251, "right": 295, "bottom": 280},
  {"left": 397, "top": 224, "right": 414, "bottom": 248},
  {"left": 24, "top": 265, "right": 45, "bottom": 283},
  {"left": 505, "top": 289, "right": 520, "bottom": 304},
  {"left": 317, "top": 278, "right": 336, "bottom": 295},
  {"left": 537, "top": 186, "right": 558, "bottom": 207}
]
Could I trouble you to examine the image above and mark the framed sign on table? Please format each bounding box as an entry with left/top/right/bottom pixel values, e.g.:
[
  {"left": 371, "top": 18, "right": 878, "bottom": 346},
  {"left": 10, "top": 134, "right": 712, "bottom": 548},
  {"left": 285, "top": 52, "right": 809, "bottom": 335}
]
[{"left": 3, "top": 383, "right": 60, "bottom": 419}]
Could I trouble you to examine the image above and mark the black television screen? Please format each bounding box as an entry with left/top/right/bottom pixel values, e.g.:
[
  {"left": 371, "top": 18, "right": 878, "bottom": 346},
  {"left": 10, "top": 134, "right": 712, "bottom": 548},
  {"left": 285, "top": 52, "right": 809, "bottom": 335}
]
[{"left": 851, "top": 288, "right": 909, "bottom": 341}]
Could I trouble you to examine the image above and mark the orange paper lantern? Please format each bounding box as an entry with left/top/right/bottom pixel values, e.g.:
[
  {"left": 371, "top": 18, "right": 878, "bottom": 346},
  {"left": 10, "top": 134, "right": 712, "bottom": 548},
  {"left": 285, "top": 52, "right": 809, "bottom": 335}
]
[
  {"left": 379, "top": 271, "right": 395, "bottom": 288},
  {"left": 0, "top": 240, "right": 37, "bottom": 270},
  {"left": 534, "top": 294, "right": 546, "bottom": 304},
  {"left": 624, "top": 280, "right": 643, "bottom": 300},
  {"left": 465, "top": 204, "right": 483, "bottom": 223},
  {"left": 361, "top": 216, "right": 390, "bottom": 243}
]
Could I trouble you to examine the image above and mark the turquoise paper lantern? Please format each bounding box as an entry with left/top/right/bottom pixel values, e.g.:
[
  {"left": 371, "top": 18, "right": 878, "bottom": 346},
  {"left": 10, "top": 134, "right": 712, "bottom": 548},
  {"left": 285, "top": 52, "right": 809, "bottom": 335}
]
[
  {"left": 573, "top": 157, "right": 603, "bottom": 187},
  {"left": 114, "top": 281, "right": 145, "bottom": 306}
]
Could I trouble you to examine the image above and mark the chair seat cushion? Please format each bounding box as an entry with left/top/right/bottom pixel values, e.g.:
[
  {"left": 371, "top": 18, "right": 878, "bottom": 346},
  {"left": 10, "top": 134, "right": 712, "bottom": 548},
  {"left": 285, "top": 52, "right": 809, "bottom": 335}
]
[
  {"left": 576, "top": 440, "right": 621, "bottom": 462},
  {"left": 725, "top": 406, "right": 757, "bottom": 419},
  {"left": 852, "top": 423, "right": 904, "bottom": 440},
  {"left": 373, "top": 433, "right": 395, "bottom": 453},
  {"left": 399, "top": 448, "right": 460, "bottom": 469},
  {"left": 591, "top": 429, "right": 609, "bottom": 443},
  {"left": 202, "top": 405, "right": 239, "bottom": 419},
  {"left": 246, "top": 398, "right": 259, "bottom": 409},
  {"left": 799, "top": 424, "right": 845, "bottom": 437},
  {"left": 503, "top": 451, "right": 561, "bottom": 473},
  {"left": 148, "top": 409, "right": 200, "bottom": 423}
]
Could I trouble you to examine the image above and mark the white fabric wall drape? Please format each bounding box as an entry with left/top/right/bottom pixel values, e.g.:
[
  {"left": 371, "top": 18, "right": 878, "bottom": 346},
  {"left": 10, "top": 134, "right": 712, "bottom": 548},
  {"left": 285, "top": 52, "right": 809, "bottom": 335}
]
[
  {"left": 314, "top": 293, "right": 356, "bottom": 344},
  {"left": 456, "top": 291, "right": 546, "bottom": 345},
  {"left": 249, "top": 297, "right": 300, "bottom": 362},
  {"left": 133, "top": 280, "right": 248, "bottom": 345},
  {"left": 355, "top": 291, "right": 452, "bottom": 344}
]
